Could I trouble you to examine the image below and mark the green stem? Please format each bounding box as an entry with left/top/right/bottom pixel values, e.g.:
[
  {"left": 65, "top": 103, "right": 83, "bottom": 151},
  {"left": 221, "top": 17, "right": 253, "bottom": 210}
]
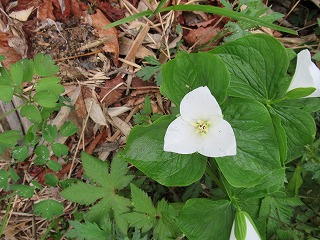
[
  {"left": 0, "top": 103, "right": 26, "bottom": 121},
  {"left": 0, "top": 194, "right": 14, "bottom": 237},
  {"left": 40, "top": 217, "right": 60, "bottom": 240},
  {"left": 205, "top": 165, "right": 228, "bottom": 196}
]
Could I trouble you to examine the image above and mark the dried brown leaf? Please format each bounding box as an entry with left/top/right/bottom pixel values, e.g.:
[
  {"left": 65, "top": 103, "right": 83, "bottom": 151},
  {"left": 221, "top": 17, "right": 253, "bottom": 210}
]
[
  {"left": 0, "top": 32, "right": 22, "bottom": 68},
  {"left": 184, "top": 27, "right": 220, "bottom": 46},
  {"left": 100, "top": 75, "right": 125, "bottom": 107}
]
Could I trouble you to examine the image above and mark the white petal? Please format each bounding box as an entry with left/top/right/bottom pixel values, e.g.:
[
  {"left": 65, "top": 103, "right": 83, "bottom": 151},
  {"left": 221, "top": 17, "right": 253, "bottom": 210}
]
[
  {"left": 229, "top": 215, "right": 261, "bottom": 240},
  {"left": 198, "top": 118, "right": 236, "bottom": 157},
  {"left": 164, "top": 117, "right": 204, "bottom": 154},
  {"left": 288, "top": 49, "right": 320, "bottom": 97},
  {"left": 180, "top": 86, "right": 223, "bottom": 124}
]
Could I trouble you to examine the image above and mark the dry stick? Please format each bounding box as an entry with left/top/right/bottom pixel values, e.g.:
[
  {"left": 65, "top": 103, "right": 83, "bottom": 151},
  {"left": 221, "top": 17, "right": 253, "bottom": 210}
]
[
  {"left": 67, "top": 100, "right": 93, "bottom": 178},
  {"left": 54, "top": 49, "right": 103, "bottom": 62}
]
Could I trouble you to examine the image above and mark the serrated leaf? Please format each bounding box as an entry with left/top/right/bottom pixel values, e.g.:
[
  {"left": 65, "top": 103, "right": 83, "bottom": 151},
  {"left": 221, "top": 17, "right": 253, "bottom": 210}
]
[
  {"left": 66, "top": 220, "right": 107, "bottom": 240},
  {"left": 123, "top": 212, "right": 154, "bottom": 233},
  {"left": 34, "top": 90, "right": 59, "bottom": 108},
  {"left": 20, "top": 105, "right": 42, "bottom": 123},
  {"left": 52, "top": 143, "right": 68, "bottom": 157},
  {"left": 81, "top": 152, "right": 109, "bottom": 187},
  {"left": 60, "top": 121, "right": 78, "bottom": 137},
  {"left": 130, "top": 184, "right": 156, "bottom": 215},
  {"left": 12, "top": 146, "right": 29, "bottom": 162},
  {"left": 34, "top": 53, "right": 59, "bottom": 76},
  {"left": 0, "top": 85, "right": 14, "bottom": 103},
  {"left": 34, "top": 199, "right": 64, "bottom": 220},
  {"left": 35, "top": 77, "right": 64, "bottom": 95},
  {"left": 20, "top": 58, "right": 34, "bottom": 82},
  {"left": 42, "top": 124, "right": 58, "bottom": 143},
  {"left": 10, "top": 184, "right": 34, "bottom": 198},
  {"left": 142, "top": 95, "right": 152, "bottom": 115},
  {"left": 60, "top": 181, "right": 105, "bottom": 205},
  {"left": 110, "top": 155, "right": 134, "bottom": 190},
  {"left": 44, "top": 173, "right": 59, "bottom": 186},
  {"left": 34, "top": 145, "right": 50, "bottom": 165}
]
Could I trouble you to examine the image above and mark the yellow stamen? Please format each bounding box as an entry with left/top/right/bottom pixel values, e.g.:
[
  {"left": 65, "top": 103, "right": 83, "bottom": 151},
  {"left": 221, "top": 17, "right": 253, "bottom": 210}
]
[{"left": 192, "top": 120, "right": 210, "bottom": 137}]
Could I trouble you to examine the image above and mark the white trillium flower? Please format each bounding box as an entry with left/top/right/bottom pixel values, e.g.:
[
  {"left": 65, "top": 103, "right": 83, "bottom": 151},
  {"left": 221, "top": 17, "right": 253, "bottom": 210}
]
[
  {"left": 287, "top": 49, "right": 320, "bottom": 97},
  {"left": 163, "top": 86, "right": 236, "bottom": 157},
  {"left": 229, "top": 213, "right": 261, "bottom": 240}
]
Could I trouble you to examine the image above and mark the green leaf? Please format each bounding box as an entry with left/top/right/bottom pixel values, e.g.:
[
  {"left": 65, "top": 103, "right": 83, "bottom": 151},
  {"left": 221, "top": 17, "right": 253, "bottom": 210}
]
[
  {"left": 0, "top": 85, "right": 14, "bottom": 103},
  {"left": 24, "top": 124, "right": 41, "bottom": 146},
  {"left": 284, "top": 87, "right": 316, "bottom": 99},
  {"left": 10, "top": 184, "right": 34, "bottom": 198},
  {"left": 10, "top": 61, "right": 24, "bottom": 85},
  {"left": 36, "top": 77, "right": 64, "bottom": 95},
  {"left": 121, "top": 116, "right": 207, "bottom": 186},
  {"left": 9, "top": 168, "right": 20, "bottom": 182},
  {"left": 211, "top": 34, "right": 290, "bottom": 101},
  {"left": 66, "top": 220, "right": 108, "bottom": 240},
  {"left": 34, "top": 53, "right": 59, "bottom": 76},
  {"left": 31, "top": 180, "right": 43, "bottom": 190},
  {"left": 142, "top": 95, "right": 152, "bottom": 115},
  {"left": 20, "top": 105, "right": 42, "bottom": 123},
  {"left": 34, "top": 90, "right": 59, "bottom": 108},
  {"left": 42, "top": 124, "right": 58, "bottom": 143},
  {"left": 20, "top": 58, "right": 34, "bottom": 82},
  {"left": 217, "top": 98, "right": 281, "bottom": 188},
  {"left": 161, "top": 52, "right": 230, "bottom": 106},
  {"left": 12, "top": 146, "right": 29, "bottom": 162},
  {"left": 52, "top": 143, "right": 68, "bottom": 157},
  {"left": 34, "top": 145, "right": 50, "bottom": 165},
  {"left": 287, "top": 165, "right": 303, "bottom": 195},
  {"left": 130, "top": 183, "right": 156, "bottom": 215},
  {"left": 109, "top": 155, "right": 134, "bottom": 190},
  {"left": 235, "top": 211, "right": 247, "bottom": 240},
  {"left": 272, "top": 104, "right": 316, "bottom": 162},
  {"left": 0, "top": 130, "right": 20, "bottom": 148},
  {"left": 0, "top": 170, "right": 10, "bottom": 189},
  {"left": 60, "top": 181, "right": 106, "bottom": 205},
  {"left": 34, "top": 199, "right": 64, "bottom": 220},
  {"left": 44, "top": 173, "right": 59, "bottom": 187},
  {"left": 0, "top": 55, "right": 5, "bottom": 62},
  {"left": 60, "top": 121, "right": 78, "bottom": 137},
  {"left": 178, "top": 199, "right": 234, "bottom": 240}
]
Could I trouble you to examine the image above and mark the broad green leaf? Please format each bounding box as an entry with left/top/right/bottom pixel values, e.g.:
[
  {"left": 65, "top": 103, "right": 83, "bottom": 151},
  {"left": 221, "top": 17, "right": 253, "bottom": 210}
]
[
  {"left": 36, "top": 77, "right": 64, "bottom": 95},
  {"left": 24, "top": 125, "right": 41, "bottom": 146},
  {"left": 34, "top": 90, "right": 59, "bottom": 108},
  {"left": 217, "top": 98, "right": 281, "bottom": 188},
  {"left": 34, "top": 53, "right": 59, "bottom": 76},
  {"left": 34, "top": 145, "right": 50, "bottom": 165},
  {"left": 0, "top": 130, "right": 20, "bottom": 147},
  {"left": 0, "top": 85, "right": 14, "bottom": 103},
  {"left": 10, "top": 61, "right": 24, "bottom": 85},
  {"left": 20, "top": 58, "right": 34, "bottom": 82},
  {"left": 178, "top": 199, "right": 234, "bottom": 240},
  {"left": 0, "top": 170, "right": 10, "bottom": 189},
  {"left": 211, "top": 34, "right": 290, "bottom": 101},
  {"left": 60, "top": 181, "right": 105, "bottom": 205},
  {"left": 66, "top": 220, "right": 108, "bottom": 240},
  {"left": 34, "top": 199, "right": 64, "bottom": 220},
  {"left": 44, "top": 173, "right": 59, "bottom": 187},
  {"left": 161, "top": 52, "right": 230, "bottom": 106},
  {"left": 42, "top": 124, "right": 58, "bottom": 143},
  {"left": 12, "top": 146, "right": 29, "bottom": 162},
  {"left": 60, "top": 121, "right": 78, "bottom": 137},
  {"left": 20, "top": 105, "right": 42, "bottom": 123},
  {"left": 52, "top": 143, "right": 68, "bottom": 157},
  {"left": 124, "top": 212, "right": 154, "bottom": 233},
  {"left": 272, "top": 105, "right": 316, "bottom": 162},
  {"left": 121, "top": 116, "right": 207, "bottom": 186},
  {"left": 0, "top": 55, "right": 5, "bottom": 61},
  {"left": 31, "top": 180, "right": 43, "bottom": 190},
  {"left": 10, "top": 184, "right": 34, "bottom": 198},
  {"left": 9, "top": 168, "right": 20, "bottom": 182}
]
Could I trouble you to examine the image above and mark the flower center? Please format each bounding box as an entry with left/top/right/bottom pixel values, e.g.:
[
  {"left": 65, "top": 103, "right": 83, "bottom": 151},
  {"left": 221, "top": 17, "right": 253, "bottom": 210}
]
[{"left": 192, "top": 120, "right": 211, "bottom": 137}]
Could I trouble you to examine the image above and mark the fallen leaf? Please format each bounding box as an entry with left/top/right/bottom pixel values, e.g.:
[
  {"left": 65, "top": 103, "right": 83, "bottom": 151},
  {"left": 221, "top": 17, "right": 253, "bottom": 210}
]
[
  {"left": 111, "top": 116, "right": 131, "bottom": 137},
  {"left": 87, "top": 9, "right": 119, "bottom": 65},
  {"left": 0, "top": 33, "right": 22, "bottom": 68},
  {"left": 37, "top": 0, "right": 55, "bottom": 20},
  {"left": 9, "top": 6, "right": 34, "bottom": 21},
  {"left": 84, "top": 97, "right": 108, "bottom": 126},
  {"left": 184, "top": 26, "right": 220, "bottom": 46},
  {"left": 52, "top": 0, "right": 71, "bottom": 22},
  {"left": 100, "top": 74, "right": 125, "bottom": 107},
  {"left": 70, "top": 0, "right": 87, "bottom": 20},
  {"left": 119, "top": 36, "right": 156, "bottom": 59}
]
